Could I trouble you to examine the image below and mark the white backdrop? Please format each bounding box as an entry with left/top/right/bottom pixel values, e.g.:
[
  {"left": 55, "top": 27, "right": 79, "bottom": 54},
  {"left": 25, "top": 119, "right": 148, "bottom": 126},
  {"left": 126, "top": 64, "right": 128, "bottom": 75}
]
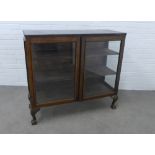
[{"left": 0, "top": 21, "right": 155, "bottom": 90}]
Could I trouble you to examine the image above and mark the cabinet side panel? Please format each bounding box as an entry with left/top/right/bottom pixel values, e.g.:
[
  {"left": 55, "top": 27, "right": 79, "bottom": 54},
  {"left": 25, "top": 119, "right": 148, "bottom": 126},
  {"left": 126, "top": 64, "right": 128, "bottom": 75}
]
[
  {"left": 114, "top": 36, "right": 126, "bottom": 92},
  {"left": 24, "top": 38, "right": 37, "bottom": 107}
]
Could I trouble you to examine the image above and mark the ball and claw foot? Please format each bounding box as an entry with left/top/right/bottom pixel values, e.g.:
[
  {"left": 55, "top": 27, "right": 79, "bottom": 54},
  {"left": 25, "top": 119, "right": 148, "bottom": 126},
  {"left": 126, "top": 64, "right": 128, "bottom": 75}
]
[
  {"left": 31, "top": 119, "right": 37, "bottom": 125},
  {"left": 31, "top": 111, "right": 38, "bottom": 125},
  {"left": 111, "top": 95, "right": 118, "bottom": 110},
  {"left": 111, "top": 103, "right": 117, "bottom": 109}
]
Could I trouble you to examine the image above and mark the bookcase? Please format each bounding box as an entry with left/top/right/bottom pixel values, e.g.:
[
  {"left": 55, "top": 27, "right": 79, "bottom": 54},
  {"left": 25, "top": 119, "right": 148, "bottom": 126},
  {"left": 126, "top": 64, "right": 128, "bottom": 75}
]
[{"left": 24, "top": 30, "right": 126, "bottom": 125}]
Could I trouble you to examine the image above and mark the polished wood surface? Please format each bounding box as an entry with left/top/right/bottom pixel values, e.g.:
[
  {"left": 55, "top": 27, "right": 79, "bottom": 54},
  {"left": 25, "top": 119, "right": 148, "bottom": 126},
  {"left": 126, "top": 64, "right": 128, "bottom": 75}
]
[{"left": 24, "top": 29, "right": 126, "bottom": 36}]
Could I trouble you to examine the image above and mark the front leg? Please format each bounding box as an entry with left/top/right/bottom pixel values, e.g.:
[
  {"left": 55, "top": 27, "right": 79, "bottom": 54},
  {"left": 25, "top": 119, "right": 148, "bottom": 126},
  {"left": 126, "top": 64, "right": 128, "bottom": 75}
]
[
  {"left": 29, "top": 104, "right": 40, "bottom": 125},
  {"left": 111, "top": 95, "right": 118, "bottom": 109},
  {"left": 28, "top": 94, "right": 40, "bottom": 125}
]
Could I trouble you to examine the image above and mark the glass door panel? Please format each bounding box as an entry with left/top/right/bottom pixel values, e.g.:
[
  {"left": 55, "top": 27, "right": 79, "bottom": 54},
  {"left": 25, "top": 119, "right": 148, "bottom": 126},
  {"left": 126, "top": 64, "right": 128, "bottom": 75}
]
[
  {"left": 31, "top": 42, "right": 76, "bottom": 104},
  {"left": 84, "top": 40, "right": 121, "bottom": 97}
]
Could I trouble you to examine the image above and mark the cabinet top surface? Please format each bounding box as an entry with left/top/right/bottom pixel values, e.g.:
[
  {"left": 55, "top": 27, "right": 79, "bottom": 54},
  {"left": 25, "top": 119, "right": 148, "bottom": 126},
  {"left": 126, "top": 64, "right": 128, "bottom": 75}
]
[{"left": 23, "top": 29, "right": 126, "bottom": 36}]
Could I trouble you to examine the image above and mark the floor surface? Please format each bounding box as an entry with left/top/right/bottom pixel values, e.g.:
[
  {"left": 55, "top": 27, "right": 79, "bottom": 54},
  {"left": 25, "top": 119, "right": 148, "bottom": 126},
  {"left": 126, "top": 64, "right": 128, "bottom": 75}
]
[{"left": 0, "top": 86, "right": 155, "bottom": 134}]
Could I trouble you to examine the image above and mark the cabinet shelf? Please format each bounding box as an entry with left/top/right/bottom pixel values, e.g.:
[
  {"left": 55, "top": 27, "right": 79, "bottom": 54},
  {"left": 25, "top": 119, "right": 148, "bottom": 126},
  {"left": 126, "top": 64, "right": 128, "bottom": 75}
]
[
  {"left": 84, "top": 75, "right": 115, "bottom": 97},
  {"left": 36, "top": 74, "right": 115, "bottom": 104},
  {"left": 35, "top": 65, "right": 115, "bottom": 83},
  {"left": 86, "top": 48, "right": 118, "bottom": 57},
  {"left": 35, "top": 65, "right": 74, "bottom": 82},
  {"left": 86, "top": 66, "right": 116, "bottom": 77},
  {"left": 36, "top": 80, "right": 74, "bottom": 103},
  {"left": 103, "top": 48, "right": 118, "bottom": 55},
  {"left": 33, "top": 48, "right": 118, "bottom": 58}
]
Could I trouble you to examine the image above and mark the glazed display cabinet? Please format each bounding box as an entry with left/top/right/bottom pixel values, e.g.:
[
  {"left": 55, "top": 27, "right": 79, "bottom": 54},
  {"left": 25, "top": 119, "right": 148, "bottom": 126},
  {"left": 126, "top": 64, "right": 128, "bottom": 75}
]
[{"left": 24, "top": 30, "right": 126, "bottom": 125}]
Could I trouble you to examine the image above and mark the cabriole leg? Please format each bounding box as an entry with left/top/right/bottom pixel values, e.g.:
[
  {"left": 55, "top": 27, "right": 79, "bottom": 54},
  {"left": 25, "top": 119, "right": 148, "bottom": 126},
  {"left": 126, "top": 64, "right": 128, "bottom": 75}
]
[
  {"left": 29, "top": 104, "right": 40, "bottom": 125},
  {"left": 111, "top": 95, "right": 118, "bottom": 109}
]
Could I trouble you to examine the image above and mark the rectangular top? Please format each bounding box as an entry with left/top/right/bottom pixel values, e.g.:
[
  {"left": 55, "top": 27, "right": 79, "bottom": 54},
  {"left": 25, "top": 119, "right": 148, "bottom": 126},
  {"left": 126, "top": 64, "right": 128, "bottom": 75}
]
[{"left": 23, "top": 29, "right": 126, "bottom": 36}]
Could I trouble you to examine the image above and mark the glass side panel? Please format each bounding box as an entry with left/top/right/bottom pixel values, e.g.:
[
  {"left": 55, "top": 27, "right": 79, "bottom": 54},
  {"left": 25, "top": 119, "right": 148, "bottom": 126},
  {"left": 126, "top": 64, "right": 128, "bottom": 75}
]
[
  {"left": 84, "top": 41, "right": 121, "bottom": 97},
  {"left": 31, "top": 42, "right": 76, "bottom": 104}
]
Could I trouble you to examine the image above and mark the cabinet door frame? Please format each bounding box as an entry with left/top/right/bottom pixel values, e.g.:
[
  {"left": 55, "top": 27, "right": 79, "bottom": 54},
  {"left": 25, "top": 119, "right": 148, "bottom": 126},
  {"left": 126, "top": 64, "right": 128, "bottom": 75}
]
[
  {"left": 24, "top": 35, "right": 81, "bottom": 108},
  {"left": 79, "top": 34, "right": 126, "bottom": 100}
]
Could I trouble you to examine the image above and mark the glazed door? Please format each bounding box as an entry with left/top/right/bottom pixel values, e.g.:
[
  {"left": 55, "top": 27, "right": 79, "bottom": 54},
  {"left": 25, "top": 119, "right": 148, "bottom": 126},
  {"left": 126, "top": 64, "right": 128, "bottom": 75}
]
[
  {"left": 29, "top": 36, "right": 80, "bottom": 106},
  {"left": 80, "top": 36, "right": 125, "bottom": 100}
]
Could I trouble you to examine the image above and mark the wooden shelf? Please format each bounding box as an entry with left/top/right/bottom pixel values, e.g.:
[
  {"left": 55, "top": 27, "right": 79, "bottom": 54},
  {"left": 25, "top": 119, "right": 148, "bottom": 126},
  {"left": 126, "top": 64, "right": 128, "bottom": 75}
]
[
  {"left": 34, "top": 65, "right": 115, "bottom": 83},
  {"left": 103, "top": 48, "right": 118, "bottom": 55},
  {"left": 84, "top": 77, "right": 114, "bottom": 97},
  {"left": 35, "top": 65, "right": 74, "bottom": 82},
  {"left": 36, "top": 73, "right": 115, "bottom": 103},
  {"left": 35, "top": 80, "right": 74, "bottom": 104},
  {"left": 86, "top": 48, "right": 118, "bottom": 57},
  {"left": 85, "top": 66, "right": 116, "bottom": 77},
  {"left": 33, "top": 57, "right": 73, "bottom": 67}
]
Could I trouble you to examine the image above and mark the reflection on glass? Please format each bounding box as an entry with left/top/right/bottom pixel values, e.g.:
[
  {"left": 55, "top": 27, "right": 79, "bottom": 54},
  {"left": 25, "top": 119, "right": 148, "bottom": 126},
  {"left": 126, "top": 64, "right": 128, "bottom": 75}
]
[
  {"left": 32, "top": 43, "right": 75, "bottom": 104},
  {"left": 84, "top": 41, "right": 120, "bottom": 97}
]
